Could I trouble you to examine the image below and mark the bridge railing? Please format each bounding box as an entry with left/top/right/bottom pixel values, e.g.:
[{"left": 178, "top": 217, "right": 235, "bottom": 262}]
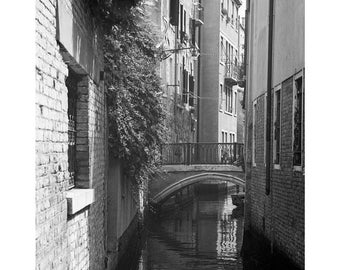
[{"left": 161, "top": 143, "right": 244, "bottom": 166}]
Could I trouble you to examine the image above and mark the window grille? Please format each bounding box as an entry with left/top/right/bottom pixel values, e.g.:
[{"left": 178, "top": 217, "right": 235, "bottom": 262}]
[
  {"left": 274, "top": 90, "right": 281, "bottom": 164},
  {"left": 293, "top": 77, "right": 303, "bottom": 166},
  {"left": 66, "top": 70, "right": 78, "bottom": 189}
]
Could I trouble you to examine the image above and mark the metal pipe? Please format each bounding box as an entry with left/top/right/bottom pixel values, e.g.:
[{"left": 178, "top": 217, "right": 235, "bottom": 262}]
[{"left": 266, "top": 0, "right": 274, "bottom": 195}]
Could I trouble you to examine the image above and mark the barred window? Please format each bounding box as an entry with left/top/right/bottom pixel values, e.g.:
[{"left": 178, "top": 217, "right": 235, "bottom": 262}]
[
  {"left": 252, "top": 100, "right": 257, "bottom": 166},
  {"left": 293, "top": 76, "right": 303, "bottom": 166},
  {"left": 273, "top": 88, "right": 281, "bottom": 165},
  {"left": 66, "top": 69, "right": 79, "bottom": 189}
]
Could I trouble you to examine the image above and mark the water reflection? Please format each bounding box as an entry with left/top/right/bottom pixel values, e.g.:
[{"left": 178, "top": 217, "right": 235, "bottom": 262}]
[{"left": 134, "top": 183, "right": 244, "bottom": 270}]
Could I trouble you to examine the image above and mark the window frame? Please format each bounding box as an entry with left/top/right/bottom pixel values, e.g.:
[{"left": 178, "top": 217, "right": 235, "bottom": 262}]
[
  {"left": 273, "top": 84, "right": 282, "bottom": 169},
  {"left": 292, "top": 70, "right": 304, "bottom": 172},
  {"left": 219, "top": 83, "right": 224, "bottom": 110},
  {"left": 252, "top": 100, "right": 257, "bottom": 167}
]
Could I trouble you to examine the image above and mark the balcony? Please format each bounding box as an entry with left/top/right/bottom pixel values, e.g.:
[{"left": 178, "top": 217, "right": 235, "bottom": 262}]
[
  {"left": 193, "top": 3, "right": 204, "bottom": 26},
  {"left": 225, "top": 62, "right": 240, "bottom": 85}
]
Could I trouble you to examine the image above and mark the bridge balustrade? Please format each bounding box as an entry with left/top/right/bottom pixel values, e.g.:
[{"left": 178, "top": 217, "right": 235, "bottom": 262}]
[{"left": 161, "top": 143, "right": 244, "bottom": 166}]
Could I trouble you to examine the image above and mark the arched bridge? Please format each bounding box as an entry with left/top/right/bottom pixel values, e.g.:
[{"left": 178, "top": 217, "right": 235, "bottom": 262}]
[{"left": 149, "top": 143, "right": 245, "bottom": 204}]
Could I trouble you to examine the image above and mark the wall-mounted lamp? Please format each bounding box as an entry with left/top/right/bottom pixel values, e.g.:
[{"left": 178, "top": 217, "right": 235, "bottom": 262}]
[{"left": 160, "top": 46, "right": 200, "bottom": 60}]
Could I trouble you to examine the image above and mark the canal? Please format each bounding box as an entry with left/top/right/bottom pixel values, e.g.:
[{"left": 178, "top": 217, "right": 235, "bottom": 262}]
[{"left": 117, "top": 182, "right": 250, "bottom": 270}]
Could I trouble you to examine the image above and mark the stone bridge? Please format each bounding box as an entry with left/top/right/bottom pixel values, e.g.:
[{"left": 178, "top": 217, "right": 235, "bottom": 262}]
[
  {"left": 149, "top": 164, "right": 245, "bottom": 204},
  {"left": 149, "top": 143, "right": 245, "bottom": 204}
]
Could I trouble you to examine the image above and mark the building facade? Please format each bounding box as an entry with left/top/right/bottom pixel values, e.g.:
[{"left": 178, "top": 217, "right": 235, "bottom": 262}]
[
  {"left": 199, "top": 0, "right": 244, "bottom": 143},
  {"left": 146, "top": 0, "right": 203, "bottom": 143},
  {"left": 244, "top": 0, "right": 304, "bottom": 268},
  {"left": 36, "top": 1, "right": 142, "bottom": 269}
]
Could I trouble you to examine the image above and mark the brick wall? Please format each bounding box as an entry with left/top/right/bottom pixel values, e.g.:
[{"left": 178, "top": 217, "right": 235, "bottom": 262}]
[
  {"left": 245, "top": 73, "right": 304, "bottom": 268},
  {"left": 36, "top": 1, "right": 107, "bottom": 269},
  {"left": 36, "top": 0, "right": 69, "bottom": 268}
]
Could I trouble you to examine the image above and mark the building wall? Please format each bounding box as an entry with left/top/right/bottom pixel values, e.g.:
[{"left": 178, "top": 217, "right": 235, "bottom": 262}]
[
  {"left": 200, "top": 0, "right": 243, "bottom": 143},
  {"left": 36, "top": 1, "right": 107, "bottom": 269},
  {"left": 146, "top": 0, "right": 198, "bottom": 143},
  {"left": 36, "top": 0, "right": 71, "bottom": 268},
  {"left": 199, "top": 0, "right": 220, "bottom": 142},
  {"left": 236, "top": 88, "right": 245, "bottom": 143},
  {"left": 244, "top": 0, "right": 304, "bottom": 268}
]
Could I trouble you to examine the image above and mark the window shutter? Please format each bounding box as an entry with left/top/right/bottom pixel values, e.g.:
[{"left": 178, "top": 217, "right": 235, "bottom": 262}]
[
  {"left": 169, "top": 0, "right": 179, "bottom": 26},
  {"left": 189, "top": 75, "right": 194, "bottom": 106}
]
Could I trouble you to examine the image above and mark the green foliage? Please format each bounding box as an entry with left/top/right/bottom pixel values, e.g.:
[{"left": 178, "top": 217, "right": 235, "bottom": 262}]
[{"left": 104, "top": 4, "right": 166, "bottom": 187}]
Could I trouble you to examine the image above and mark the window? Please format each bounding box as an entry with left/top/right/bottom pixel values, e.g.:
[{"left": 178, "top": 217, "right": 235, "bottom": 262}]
[
  {"left": 169, "top": 57, "right": 173, "bottom": 85},
  {"left": 226, "top": 86, "right": 233, "bottom": 113},
  {"left": 293, "top": 73, "right": 304, "bottom": 168},
  {"left": 236, "top": 7, "right": 239, "bottom": 30},
  {"left": 169, "top": 0, "right": 179, "bottom": 26},
  {"left": 232, "top": 2, "right": 235, "bottom": 24},
  {"left": 234, "top": 92, "right": 237, "bottom": 115},
  {"left": 180, "top": 4, "right": 183, "bottom": 40},
  {"left": 184, "top": 10, "right": 187, "bottom": 33},
  {"left": 222, "top": 131, "right": 225, "bottom": 143},
  {"left": 66, "top": 70, "right": 78, "bottom": 189},
  {"left": 225, "top": 40, "right": 229, "bottom": 63},
  {"left": 220, "top": 37, "right": 224, "bottom": 62},
  {"left": 220, "top": 84, "right": 223, "bottom": 110},
  {"left": 252, "top": 101, "right": 257, "bottom": 166},
  {"left": 273, "top": 87, "right": 281, "bottom": 165},
  {"left": 182, "top": 57, "right": 188, "bottom": 104}
]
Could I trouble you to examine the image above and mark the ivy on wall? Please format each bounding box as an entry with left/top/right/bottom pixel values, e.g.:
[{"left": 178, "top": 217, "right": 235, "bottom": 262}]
[{"left": 103, "top": 2, "right": 167, "bottom": 189}]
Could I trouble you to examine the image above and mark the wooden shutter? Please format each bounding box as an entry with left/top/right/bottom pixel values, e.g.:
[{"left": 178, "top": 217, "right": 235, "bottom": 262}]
[{"left": 169, "top": 0, "right": 179, "bottom": 26}]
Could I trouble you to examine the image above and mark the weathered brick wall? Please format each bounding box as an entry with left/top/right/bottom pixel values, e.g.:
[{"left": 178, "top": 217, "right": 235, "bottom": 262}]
[
  {"left": 67, "top": 208, "right": 90, "bottom": 270},
  {"left": 87, "top": 76, "right": 107, "bottom": 270},
  {"left": 245, "top": 74, "right": 304, "bottom": 268},
  {"left": 36, "top": 1, "right": 107, "bottom": 269},
  {"left": 36, "top": 0, "right": 69, "bottom": 269}
]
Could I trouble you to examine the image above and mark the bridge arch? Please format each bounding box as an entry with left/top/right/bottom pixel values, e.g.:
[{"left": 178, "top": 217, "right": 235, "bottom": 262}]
[{"left": 151, "top": 172, "right": 245, "bottom": 204}]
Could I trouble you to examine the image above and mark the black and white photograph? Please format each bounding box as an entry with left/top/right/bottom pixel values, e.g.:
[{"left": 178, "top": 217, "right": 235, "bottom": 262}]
[
  {"left": 3, "top": 0, "right": 340, "bottom": 269},
  {"left": 37, "top": 0, "right": 304, "bottom": 269}
]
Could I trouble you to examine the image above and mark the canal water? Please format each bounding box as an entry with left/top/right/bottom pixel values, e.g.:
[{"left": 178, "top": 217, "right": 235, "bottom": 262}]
[{"left": 117, "top": 182, "right": 249, "bottom": 270}]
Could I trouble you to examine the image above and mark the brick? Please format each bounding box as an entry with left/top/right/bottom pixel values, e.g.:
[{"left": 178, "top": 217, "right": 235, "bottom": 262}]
[{"left": 245, "top": 76, "right": 304, "bottom": 268}]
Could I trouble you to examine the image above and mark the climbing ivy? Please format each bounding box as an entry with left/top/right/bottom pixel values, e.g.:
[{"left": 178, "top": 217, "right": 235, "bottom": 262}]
[{"left": 103, "top": 2, "right": 167, "bottom": 188}]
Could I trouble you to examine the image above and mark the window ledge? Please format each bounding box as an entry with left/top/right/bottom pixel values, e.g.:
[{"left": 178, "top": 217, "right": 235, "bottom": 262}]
[
  {"left": 274, "top": 164, "right": 281, "bottom": 170},
  {"left": 225, "top": 111, "right": 233, "bottom": 116},
  {"left": 293, "top": 165, "right": 302, "bottom": 172},
  {"left": 66, "top": 188, "right": 94, "bottom": 215}
]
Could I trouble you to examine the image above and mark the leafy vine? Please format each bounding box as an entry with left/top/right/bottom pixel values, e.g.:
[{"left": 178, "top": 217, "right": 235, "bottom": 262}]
[{"left": 103, "top": 2, "right": 167, "bottom": 191}]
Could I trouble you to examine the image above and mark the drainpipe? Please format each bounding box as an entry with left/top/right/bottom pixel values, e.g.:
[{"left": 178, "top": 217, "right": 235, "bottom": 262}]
[
  {"left": 266, "top": 0, "right": 274, "bottom": 196},
  {"left": 242, "top": 1, "right": 249, "bottom": 111},
  {"left": 196, "top": 20, "right": 201, "bottom": 143},
  {"left": 174, "top": 24, "right": 178, "bottom": 142},
  {"left": 266, "top": 0, "right": 275, "bottom": 255}
]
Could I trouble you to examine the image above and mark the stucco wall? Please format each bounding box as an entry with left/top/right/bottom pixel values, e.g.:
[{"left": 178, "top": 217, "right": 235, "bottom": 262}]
[
  {"left": 199, "top": 0, "right": 221, "bottom": 142},
  {"left": 272, "top": 0, "right": 304, "bottom": 86}
]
